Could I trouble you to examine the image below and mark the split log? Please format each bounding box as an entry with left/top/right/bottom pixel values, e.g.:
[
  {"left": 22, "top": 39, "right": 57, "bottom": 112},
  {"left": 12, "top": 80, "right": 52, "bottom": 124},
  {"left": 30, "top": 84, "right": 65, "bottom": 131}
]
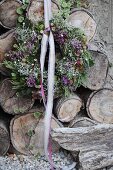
[
  {"left": 67, "top": 9, "right": 96, "bottom": 42},
  {"left": 87, "top": 88, "right": 113, "bottom": 124},
  {"left": 0, "top": 119, "right": 10, "bottom": 155},
  {"left": 51, "top": 122, "right": 113, "bottom": 170},
  {"left": 10, "top": 111, "right": 63, "bottom": 155},
  {"left": 54, "top": 94, "right": 83, "bottom": 123},
  {"left": 27, "top": 0, "right": 59, "bottom": 24},
  {"left": 0, "top": 29, "right": 15, "bottom": 75},
  {"left": 0, "top": 79, "right": 34, "bottom": 115},
  {"left": 84, "top": 50, "right": 108, "bottom": 90},
  {"left": 0, "top": 0, "right": 21, "bottom": 29}
]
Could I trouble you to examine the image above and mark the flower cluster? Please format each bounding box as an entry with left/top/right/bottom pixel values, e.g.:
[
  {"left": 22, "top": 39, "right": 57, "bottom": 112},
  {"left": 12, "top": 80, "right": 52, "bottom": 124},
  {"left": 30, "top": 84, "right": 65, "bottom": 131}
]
[
  {"left": 4, "top": 21, "right": 44, "bottom": 98},
  {"left": 53, "top": 30, "right": 67, "bottom": 45},
  {"left": 26, "top": 75, "right": 36, "bottom": 87}
]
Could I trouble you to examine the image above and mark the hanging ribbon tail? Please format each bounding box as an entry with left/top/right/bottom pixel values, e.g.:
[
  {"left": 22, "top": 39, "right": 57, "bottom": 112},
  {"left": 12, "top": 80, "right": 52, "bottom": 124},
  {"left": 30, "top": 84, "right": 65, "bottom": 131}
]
[
  {"left": 40, "top": 34, "right": 48, "bottom": 82},
  {"left": 44, "top": 31, "right": 57, "bottom": 169},
  {"left": 40, "top": 0, "right": 50, "bottom": 107},
  {"left": 40, "top": 79, "right": 46, "bottom": 108},
  {"left": 43, "top": 0, "right": 76, "bottom": 169}
]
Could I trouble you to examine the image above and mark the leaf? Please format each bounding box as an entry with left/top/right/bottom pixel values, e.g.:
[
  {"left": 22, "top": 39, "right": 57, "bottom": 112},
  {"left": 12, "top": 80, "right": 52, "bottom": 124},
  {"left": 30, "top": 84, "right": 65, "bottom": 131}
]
[
  {"left": 27, "top": 130, "right": 35, "bottom": 137},
  {"left": 33, "top": 112, "right": 42, "bottom": 119},
  {"left": 11, "top": 73, "right": 16, "bottom": 77},
  {"left": 18, "top": 16, "right": 24, "bottom": 23},
  {"left": 16, "top": 7, "right": 24, "bottom": 15},
  {"left": 21, "top": 4, "right": 28, "bottom": 10},
  {"left": 13, "top": 44, "right": 18, "bottom": 49},
  {"left": 88, "top": 59, "right": 94, "bottom": 67},
  {"left": 22, "top": 0, "right": 29, "bottom": 4}
]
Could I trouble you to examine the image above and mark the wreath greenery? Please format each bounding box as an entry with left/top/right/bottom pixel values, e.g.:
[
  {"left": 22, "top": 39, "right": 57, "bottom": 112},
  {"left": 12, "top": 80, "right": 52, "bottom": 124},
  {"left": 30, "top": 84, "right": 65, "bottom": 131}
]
[{"left": 4, "top": 0, "right": 94, "bottom": 98}]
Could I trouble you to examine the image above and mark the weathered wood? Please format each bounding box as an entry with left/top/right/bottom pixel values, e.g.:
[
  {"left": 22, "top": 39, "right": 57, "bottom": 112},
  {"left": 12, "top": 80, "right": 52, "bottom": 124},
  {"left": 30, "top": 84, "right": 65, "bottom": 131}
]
[
  {"left": 84, "top": 50, "right": 108, "bottom": 90},
  {"left": 27, "top": 0, "right": 59, "bottom": 24},
  {"left": 0, "top": 0, "right": 21, "bottom": 29},
  {"left": 54, "top": 94, "right": 83, "bottom": 123},
  {"left": 69, "top": 117, "right": 97, "bottom": 128},
  {"left": 10, "top": 111, "right": 63, "bottom": 155},
  {"left": 0, "top": 119, "right": 10, "bottom": 155},
  {"left": 0, "top": 29, "right": 15, "bottom": 75},
  {"left": 67, "top": 9, "right": 96, "bottom": 42},
  {"left": 0, "top": 79, "right": 34, "bottom": 115},
  {"left": 51, "top": 123, "right": 113, "bottom": 170},
  {"left": 87, "top": 88, "right": 113, "bottom": 124}
]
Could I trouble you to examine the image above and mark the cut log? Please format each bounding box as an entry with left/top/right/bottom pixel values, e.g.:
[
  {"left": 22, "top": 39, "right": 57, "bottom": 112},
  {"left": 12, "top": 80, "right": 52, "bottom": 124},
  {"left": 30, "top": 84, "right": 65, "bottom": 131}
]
[
  {"left": 87, "top": 88, "right": 113, "bottom": 124},
  {"left": 67, "top": 9, "right": 96, "bottom": 42},
  {"left": 0, "top": 29, "right": 15, "bottom": 75},
  {"left": 0, "top": 119, "right": 10, "bottom": 155},
  {"left": 54, "top": 94, "right": 83, "bottom": 123},
  {"left": 0, "top": 0, "right": 21, "bottom": 29},
  {"left": 27, "top": 0, "right": 59, "bottom": 24},
  {"left": 51, "top": 123, "right": 113, "bottom": 170},
  {"left": 10, "top": 111, "right": 63, "bottom": 155},
  {"left": 69, "top": 117, "right": 97, "bottom": 128},
  {"left": 84, "top": 50, "right": 108, "bottom": 90},
  {"left": 0, "top": 79, "right": 34, "bottom": 115},
  {"left": 0, "top": 29, "right": 15, "bottom": 62}
]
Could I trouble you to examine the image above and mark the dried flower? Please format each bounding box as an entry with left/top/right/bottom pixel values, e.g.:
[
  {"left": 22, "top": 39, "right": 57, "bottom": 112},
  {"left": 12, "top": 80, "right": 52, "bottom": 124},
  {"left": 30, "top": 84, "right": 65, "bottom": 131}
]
[
  {"left": 70, "top": 38, "right": 82, "bottom": 50},
  {"left": 62, "top": 76, "right": 70, "bottom": 85},
  {"left": 53, "top": 30, "right": 67, "bottom": 45},
  {"left": 26, "top": 75, "right": 36, "bottom": 87}
]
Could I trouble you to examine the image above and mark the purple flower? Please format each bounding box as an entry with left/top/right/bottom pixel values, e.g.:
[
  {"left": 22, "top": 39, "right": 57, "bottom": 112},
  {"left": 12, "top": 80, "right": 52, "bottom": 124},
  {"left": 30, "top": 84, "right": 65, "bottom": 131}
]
[
  {"left": 70, "top": 38, "right": 82, "bottom": 50},
  {"left": 7, "top": 51, "right": 23, "bottom": 61},
  {"left": 54, "top": 30, "right": 67, "bottom": 45},
  {"left": 31, "top": 32, "right": 38, "bottom": 43},
  {"left": 62, "top": 76, "right": 69, "bottom": 85},
  {"left": 26, "top": 75, "right": 36, "bottom": 87},
  {"left": 26, "top": 42, "right": 34, "bottom": 53}
]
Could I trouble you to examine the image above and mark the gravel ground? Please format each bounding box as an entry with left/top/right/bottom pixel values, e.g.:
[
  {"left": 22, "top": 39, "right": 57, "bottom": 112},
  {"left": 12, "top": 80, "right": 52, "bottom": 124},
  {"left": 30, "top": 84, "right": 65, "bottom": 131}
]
[{"left": 0, "top": 150, "right": 77, "bottom": 170}]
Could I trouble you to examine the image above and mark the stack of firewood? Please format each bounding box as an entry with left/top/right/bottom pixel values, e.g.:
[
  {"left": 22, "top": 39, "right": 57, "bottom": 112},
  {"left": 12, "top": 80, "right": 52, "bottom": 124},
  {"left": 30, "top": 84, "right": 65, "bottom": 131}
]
[{"left": 0, "top": 0, "right": 113, "bottom": 169}]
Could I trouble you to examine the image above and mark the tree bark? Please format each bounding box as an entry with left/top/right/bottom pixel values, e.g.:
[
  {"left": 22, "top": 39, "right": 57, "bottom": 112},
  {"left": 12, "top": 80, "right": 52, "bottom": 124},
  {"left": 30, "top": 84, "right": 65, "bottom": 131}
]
[
  {"left": 51, "top": 122, "right": 113, "bottom": 170},
  {"left": 0, "top": 118, "right": 10, "bottom": 155},
  {"left": 0, "top": 29, "right": 15, "bottom": 75},
  {"left": 0, "top": 79, "right": 34, "bottom": 115},
  {"left": 54, "top": 94, "right": 83, "bottom": 123},
  {"left": 10, "top": 111, "right": 63, "bottom": 155},
  {"left": 87, "top": 88, "right": 113, "bottom": 124},
  {"left": 0, "top": 0, "right": 21, "bottom": 29}
]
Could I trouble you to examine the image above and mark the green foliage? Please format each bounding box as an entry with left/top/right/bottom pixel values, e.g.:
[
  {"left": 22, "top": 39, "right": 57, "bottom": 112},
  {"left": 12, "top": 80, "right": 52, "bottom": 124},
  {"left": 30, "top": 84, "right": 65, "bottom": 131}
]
[
  {"left": 35, "top": 152, "right": 41, "bottom": 160},
  {"left": 27, "top": 129, "right": 35, "bottom": 137},
  {"left": 33, "top": 112, "right": 42, "bottom": 119},
  {"left": 16, "top": 0, "right": 29, "bottom": 23}
]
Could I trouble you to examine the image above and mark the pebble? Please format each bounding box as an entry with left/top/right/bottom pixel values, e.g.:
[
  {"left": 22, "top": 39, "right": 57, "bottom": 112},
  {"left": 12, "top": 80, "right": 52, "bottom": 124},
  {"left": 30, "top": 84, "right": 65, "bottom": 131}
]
[{"left": 0, "top": 150, "right": 76, "bottom": 170}]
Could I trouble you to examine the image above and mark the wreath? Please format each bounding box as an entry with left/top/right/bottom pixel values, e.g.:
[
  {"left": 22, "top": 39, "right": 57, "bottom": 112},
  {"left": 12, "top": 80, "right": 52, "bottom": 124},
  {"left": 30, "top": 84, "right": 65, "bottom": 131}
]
[{"left": 4, "top": 0, "right": 94, "bottom": 98}]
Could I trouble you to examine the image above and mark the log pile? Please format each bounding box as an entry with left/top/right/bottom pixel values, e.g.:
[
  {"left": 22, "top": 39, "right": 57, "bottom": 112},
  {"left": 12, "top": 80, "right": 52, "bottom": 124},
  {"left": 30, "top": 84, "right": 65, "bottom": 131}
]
[{"left": 0, "top": 0, "right": 113, "bottom": 170}]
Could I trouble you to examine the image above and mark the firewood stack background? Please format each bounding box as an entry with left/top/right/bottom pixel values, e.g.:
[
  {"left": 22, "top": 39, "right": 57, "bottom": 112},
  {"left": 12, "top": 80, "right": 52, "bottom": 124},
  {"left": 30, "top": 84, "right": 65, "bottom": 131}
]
[{"left": 0, "top": 0, "right": 113, "bottom": 169}]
